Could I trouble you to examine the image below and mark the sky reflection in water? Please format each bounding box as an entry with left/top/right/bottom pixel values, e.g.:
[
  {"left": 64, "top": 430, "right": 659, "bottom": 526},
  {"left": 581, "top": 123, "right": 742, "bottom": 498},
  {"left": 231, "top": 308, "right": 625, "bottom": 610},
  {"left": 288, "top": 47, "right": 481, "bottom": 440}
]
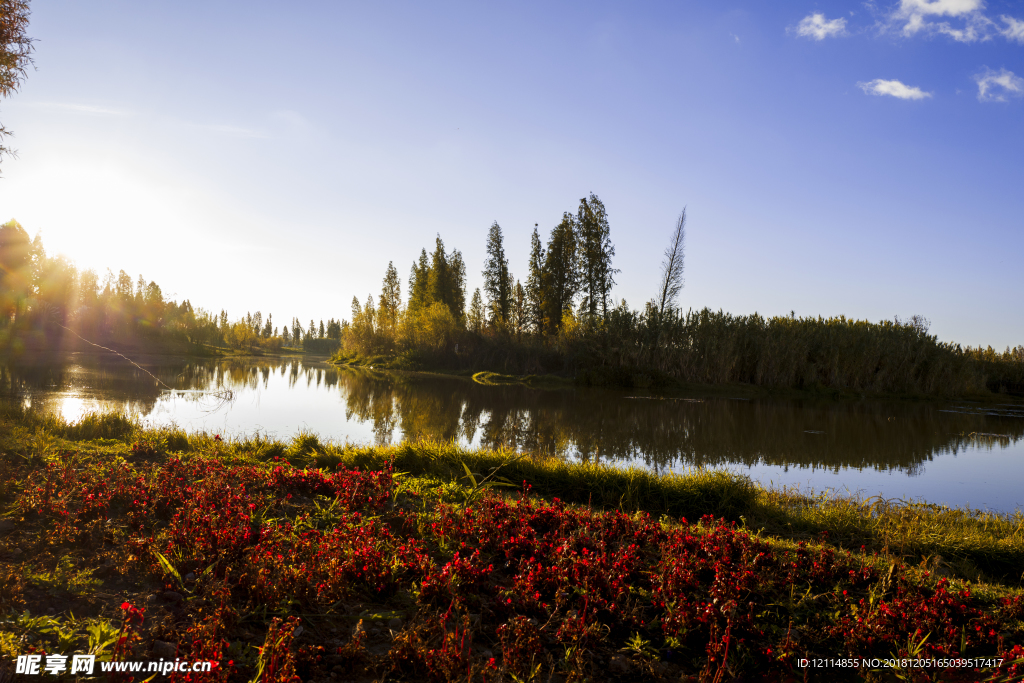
[{"left": 4, "top": 353, "right": 1023, "bottom": 512}]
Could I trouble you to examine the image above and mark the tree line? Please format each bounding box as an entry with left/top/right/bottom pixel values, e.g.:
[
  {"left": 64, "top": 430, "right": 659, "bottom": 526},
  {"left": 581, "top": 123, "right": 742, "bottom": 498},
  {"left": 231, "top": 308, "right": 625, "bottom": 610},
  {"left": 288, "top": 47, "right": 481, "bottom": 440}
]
[
  {"left": 345, "top": 193, "right": 621, "bottom": 353},
  {"left": 0, "top": 219, "right": 339, "bottom": 355},
  {"left": 3, "top": 193, "right": 1021, "bottom": 397},
  {"left": 336, "top": 196, "right": 1022, "bottom": 396},
  {"left": 0, "top": 192, "right": 632, "bottom": 358}
]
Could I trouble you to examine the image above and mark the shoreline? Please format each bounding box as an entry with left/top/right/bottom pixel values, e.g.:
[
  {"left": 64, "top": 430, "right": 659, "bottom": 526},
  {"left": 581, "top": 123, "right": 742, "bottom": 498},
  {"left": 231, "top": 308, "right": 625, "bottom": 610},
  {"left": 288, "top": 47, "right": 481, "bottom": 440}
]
[
  {"left": 332, "top": 354, "right": 1024, "bottom": 406},
  {"left": 4, "top": 342, "right": 1022, "bottom": 405}
]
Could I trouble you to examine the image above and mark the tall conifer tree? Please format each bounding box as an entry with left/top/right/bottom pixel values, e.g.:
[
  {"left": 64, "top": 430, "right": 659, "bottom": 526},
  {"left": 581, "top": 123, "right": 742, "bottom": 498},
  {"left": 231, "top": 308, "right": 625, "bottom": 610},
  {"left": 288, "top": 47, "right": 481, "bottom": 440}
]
[
  {"left": 525, "top": 225, "right": 546, "bottom": 334},
  {"left": 408, "top": 249, "right": 431, "bottom": 314},
  {"left": 483, "top": 221, "right": 512, "bottom": 325},
  {"left": 468, "top": 288, "right": 485, "bottom": 333},
  {"left": 543, "top": 213, "right": 579, "bottom": 333},
  {"left": 512, "top": 280, "right": 526, "bottom": 339},
  {"left": 449, "top": 249, "right": 467, "bottom": 324},
  {"left": 577, "top": 194, "right": 617, "bottom": 320},
  {"left": 379, "top": 261, "right": 402, "bottom": 335},
  {"left": 429, "top": 235, "right": 453, "bottom": 312}
]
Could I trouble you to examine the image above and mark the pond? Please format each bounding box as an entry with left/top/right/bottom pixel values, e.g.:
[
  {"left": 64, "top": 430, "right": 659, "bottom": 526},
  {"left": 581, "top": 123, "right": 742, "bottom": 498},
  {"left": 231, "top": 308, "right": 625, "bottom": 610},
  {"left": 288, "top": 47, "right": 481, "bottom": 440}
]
[{"left": 4, "top": 353, "right": 1023, "bottom": 512}]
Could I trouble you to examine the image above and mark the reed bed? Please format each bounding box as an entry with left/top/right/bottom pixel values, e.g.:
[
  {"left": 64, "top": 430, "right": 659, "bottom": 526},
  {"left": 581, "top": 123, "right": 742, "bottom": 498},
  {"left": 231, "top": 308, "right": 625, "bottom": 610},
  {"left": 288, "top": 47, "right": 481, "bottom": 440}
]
[
  {"left": 588, "top": 309, "right": 989, "bottom": 395},
  {"left": 966, "top": 344, "right": 1024, "bottom": 394},
  {"left": 338, "top": 308, "right": 1022, "bottom": 397}
]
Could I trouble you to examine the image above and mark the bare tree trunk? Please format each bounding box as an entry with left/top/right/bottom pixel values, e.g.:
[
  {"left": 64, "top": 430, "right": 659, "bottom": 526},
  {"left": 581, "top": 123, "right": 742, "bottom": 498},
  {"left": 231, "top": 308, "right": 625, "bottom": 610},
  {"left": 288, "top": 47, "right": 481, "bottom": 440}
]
[
  {"left": 654, "top": 209, "right": 686, "bottom": 354},
  {"left": 657, "top": 208, "right": 686, "bottom": 318}
]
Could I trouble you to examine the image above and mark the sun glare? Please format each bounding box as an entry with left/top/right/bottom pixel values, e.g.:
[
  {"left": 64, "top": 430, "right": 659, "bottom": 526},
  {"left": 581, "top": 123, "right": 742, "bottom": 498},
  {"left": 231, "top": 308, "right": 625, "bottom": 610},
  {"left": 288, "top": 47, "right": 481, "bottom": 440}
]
[
  {"left": 4, "top": 157, "right": 196, "bottom": 275},
  {"left": 56, "top": 395, "right": 89, "bottom": 423}
]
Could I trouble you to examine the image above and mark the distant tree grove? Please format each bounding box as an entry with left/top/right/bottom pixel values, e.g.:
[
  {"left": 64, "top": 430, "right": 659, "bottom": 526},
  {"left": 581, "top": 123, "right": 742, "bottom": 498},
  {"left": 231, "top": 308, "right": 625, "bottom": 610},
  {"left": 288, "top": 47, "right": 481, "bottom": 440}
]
[
  {"left": 0, "top": 219, "right": 341, "bottom": 355},
  {"left": 2, "top": 188, "right": 1022, "bottom": 397},
  {"left": 343, "top": 194, "right": 620, "bottom": 355}
]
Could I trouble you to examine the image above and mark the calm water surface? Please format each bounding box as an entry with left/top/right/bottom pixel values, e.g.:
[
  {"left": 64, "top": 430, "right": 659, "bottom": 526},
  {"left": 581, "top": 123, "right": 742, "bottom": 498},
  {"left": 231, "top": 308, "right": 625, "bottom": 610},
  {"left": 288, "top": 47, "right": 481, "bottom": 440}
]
[{"left": 4, "top": 353, "right": 1023, "bottom": 512}]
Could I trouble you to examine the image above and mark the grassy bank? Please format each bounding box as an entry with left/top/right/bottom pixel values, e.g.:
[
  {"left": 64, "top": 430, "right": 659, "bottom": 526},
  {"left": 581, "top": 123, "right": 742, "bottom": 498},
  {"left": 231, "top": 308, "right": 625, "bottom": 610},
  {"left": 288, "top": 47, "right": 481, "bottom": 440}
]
[{"left": 2, "top": 409, "right": 1023, "bottom": 681}]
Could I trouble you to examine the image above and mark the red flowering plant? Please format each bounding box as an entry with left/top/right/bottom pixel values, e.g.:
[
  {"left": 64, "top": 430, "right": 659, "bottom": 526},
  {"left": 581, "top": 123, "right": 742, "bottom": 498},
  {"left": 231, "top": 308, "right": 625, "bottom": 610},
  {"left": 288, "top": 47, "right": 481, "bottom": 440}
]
[{"left": 4, "top": 425, "right": 1023, "bottom": 682}]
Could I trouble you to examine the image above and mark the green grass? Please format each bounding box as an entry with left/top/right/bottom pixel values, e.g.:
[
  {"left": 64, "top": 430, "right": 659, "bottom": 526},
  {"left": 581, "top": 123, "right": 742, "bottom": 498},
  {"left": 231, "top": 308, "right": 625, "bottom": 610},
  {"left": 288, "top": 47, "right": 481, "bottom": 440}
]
[
  {"left": 754, "top": 488, "right": 1024, "bottom": 582},
  {"left": 4, "top": 406, "right": 1023, "bottom": 587}
]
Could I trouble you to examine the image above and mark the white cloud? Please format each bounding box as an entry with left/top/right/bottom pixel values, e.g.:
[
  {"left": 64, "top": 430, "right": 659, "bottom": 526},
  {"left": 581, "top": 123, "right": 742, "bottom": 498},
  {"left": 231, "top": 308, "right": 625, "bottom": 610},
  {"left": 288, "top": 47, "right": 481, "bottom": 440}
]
[
  {"left": 895, "top": 0, "right": 989, "bottom": 42},
  {"left": 898, "top": 0, "right": 983, "bottom": 24},
  {"left": 933, "top": 12, "right": 994, "bottom": 42},
  {"left": 887, "top": 0, "right": 1024, "bottom": 42},
  {"left": 973, "top": 67, "right": 1024, "bottom": 102},
  {"left": 858, "top": 78, "right": 933, "bottom": 99},
  {"left": 1001, "top": 15, "right": 1024, "bottom": 42},
  {"left": 795, "top": 13, "right": 848, "bottom": 40}
]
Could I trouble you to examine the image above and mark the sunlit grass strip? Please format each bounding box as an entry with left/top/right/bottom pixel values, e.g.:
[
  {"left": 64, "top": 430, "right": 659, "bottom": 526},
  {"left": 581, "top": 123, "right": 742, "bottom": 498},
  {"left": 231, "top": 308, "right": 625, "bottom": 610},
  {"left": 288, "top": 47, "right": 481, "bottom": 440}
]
[
  {"left": 755, "top": 488, "right": 1024, "bottom": 583},
  {"left": 4, "top": 406, "right": 1024, "bottom": 586},
  {"left": 313, "top": 439, "right": 758, "bottom": 521},
  {"left": 0, "top": 403, "right": 138, "bottom": 441}
]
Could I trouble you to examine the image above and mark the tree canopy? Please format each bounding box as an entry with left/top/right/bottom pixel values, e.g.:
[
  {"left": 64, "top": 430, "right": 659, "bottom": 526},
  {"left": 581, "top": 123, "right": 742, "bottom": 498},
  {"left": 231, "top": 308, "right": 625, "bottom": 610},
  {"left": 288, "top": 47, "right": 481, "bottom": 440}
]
[{"left": 0, "top": 0, "right": 34, "bottom": 167}]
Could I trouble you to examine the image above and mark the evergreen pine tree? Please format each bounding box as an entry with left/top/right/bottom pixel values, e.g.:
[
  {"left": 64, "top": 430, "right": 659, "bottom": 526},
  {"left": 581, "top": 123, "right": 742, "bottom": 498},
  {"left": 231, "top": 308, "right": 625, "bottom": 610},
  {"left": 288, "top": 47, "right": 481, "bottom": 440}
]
[
  {"left": 428, "top": 235, "right": 453, "bottom": 311},
  {"left": 512, "top": 280, "right": 526, "bottom": 339},
  {"left": 525, "top": 225, "right": 546, "bottom": 334},
  {"left": 379, "top": 261, "right": 402, "bottom": 336},
  {"left": 482, "top": 221, "right": 512, "bottom": 326},
  {"left": 449, "top": 249, "right": 467, "bottom": 325},
  {"left": 408, "top": 249, "right": 431, "bottom": 314},
  {"left": 577, "top": 194, "right": 617, "bottom": 320},
  {"left": 362, "top": 297, "right": 375, "bottom": 332},
  {"left": 543, "top": 213, "right": 579, "bottom": 333},
  {"left": 468, "top": 288, "right": 485, "bottom": 333}
]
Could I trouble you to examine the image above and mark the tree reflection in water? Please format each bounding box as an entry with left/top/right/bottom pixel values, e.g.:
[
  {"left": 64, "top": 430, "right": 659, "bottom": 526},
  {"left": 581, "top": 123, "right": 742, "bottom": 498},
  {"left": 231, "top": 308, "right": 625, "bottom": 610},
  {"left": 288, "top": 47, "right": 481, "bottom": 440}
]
[{"left": 4, "top": 353, "right": 1022, "bottom": 478}]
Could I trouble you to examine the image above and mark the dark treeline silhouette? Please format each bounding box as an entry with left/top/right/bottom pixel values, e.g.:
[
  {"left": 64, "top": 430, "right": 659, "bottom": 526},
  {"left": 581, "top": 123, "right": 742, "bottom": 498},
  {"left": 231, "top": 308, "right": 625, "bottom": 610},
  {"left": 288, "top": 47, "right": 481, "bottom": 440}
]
[
  {"left": 3, "top": 193, "right": 1021, "bottom": 396},
  {"left": 338, "top": 197, "right": 1023, "bottom": 397}
]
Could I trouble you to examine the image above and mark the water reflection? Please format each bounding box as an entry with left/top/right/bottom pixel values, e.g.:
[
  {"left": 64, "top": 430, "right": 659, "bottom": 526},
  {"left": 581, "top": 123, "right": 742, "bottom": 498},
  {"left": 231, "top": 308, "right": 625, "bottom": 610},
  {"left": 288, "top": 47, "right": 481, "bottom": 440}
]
[{"left": 4, "top": 354, "right": 1022, "bottom": 479}]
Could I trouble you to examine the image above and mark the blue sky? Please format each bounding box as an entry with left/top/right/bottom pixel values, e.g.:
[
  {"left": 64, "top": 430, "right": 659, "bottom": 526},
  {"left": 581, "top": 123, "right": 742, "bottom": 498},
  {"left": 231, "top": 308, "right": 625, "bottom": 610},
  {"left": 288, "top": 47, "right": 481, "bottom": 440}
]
[{"left": 2, "top": 0, "right": 1022, "bottom": 348}]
